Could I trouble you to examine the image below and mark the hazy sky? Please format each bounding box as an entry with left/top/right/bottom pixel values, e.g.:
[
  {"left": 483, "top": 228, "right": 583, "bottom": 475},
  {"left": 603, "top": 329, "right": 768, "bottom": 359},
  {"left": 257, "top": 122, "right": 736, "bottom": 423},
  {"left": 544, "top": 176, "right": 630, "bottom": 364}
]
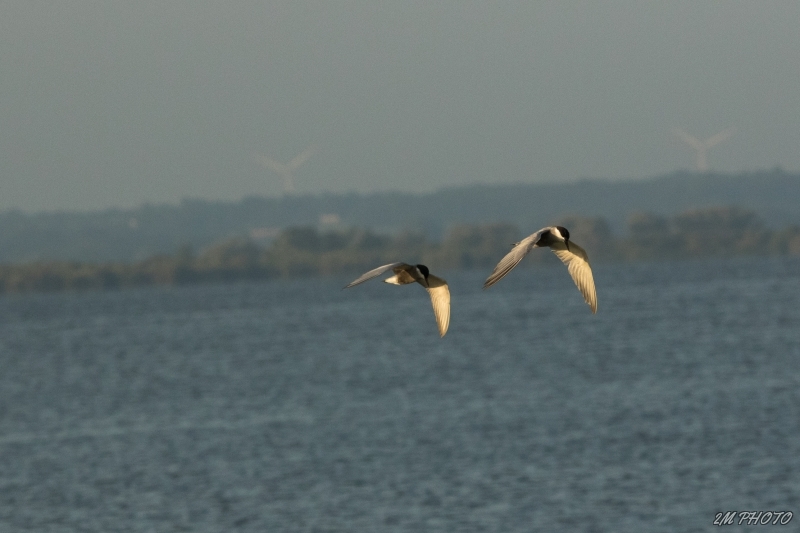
[{"left": 2, "top": 1, "right": 799, "bottom": 212}]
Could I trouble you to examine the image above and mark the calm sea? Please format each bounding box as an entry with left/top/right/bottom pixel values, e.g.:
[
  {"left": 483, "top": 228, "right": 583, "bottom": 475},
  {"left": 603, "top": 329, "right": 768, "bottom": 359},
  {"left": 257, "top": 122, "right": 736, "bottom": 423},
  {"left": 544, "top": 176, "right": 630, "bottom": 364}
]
[{"left": 0, "top": 257, "right": 798, "bottom": 532}]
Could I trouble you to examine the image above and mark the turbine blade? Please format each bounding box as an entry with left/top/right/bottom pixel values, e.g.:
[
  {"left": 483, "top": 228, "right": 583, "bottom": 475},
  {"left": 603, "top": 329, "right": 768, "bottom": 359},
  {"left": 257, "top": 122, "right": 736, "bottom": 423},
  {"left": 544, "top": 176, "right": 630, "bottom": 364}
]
[
  {"left": 703, "top": 127, "right": 735, "bottom": 148},
  {"left": 287, "top": 145, "right": 316, "bottom": 171},
  {"left": 252, "top": 153, "right": 289, "bottom": 174},
  {"left": 672, "top": 128, "right": 704, "bottom": 150}
]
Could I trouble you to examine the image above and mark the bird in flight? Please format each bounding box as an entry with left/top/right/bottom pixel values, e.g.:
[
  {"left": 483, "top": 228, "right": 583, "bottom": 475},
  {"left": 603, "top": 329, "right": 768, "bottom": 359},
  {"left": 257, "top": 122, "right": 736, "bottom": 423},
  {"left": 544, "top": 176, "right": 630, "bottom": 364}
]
[
  {"left": 483, "top": 226, "right": 597, "bottom": 313},
  {"left": 344, "top": 263, "right": 451, "bottom": 337}
]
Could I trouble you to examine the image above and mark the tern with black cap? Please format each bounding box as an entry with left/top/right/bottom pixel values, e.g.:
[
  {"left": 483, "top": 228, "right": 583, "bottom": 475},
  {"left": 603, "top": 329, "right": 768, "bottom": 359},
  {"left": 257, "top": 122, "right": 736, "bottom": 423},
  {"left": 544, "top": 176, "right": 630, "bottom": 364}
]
[
  {"left": 483, "top": 226, "right": 597, "bottom": 313},
  {"left": 344, "top": 262, "right": 451, "bottom": 337}
]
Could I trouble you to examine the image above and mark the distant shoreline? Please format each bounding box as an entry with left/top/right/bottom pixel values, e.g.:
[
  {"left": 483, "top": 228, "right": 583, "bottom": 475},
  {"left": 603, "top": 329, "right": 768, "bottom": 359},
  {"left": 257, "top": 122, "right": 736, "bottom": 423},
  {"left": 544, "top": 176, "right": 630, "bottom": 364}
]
[
  {"left": 3, "top": 170, "right": 800, "bottom": 265},
  {"left": 2, "top": 206, "right": 799, "bottom": 295}
]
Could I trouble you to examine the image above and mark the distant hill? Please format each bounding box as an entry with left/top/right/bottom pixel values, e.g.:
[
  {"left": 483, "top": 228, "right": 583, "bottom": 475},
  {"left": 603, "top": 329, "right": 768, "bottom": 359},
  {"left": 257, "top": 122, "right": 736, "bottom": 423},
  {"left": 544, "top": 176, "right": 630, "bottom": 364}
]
[
  {"left": 3, "top": 205, "right": 799, "bottom": 295},
  {"left": 1, "top": 169, "right": 799, "bottom": 262}
]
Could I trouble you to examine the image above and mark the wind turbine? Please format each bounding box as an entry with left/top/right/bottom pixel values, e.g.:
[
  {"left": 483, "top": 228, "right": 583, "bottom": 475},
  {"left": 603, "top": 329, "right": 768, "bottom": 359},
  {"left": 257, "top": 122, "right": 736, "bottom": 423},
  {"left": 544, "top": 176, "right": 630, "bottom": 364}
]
[
  {"left": 253, "top": 145, "right": 316, "bottom": 194},
  {"left": 672, "top": 127, "right": 735, "bottom": 172}
]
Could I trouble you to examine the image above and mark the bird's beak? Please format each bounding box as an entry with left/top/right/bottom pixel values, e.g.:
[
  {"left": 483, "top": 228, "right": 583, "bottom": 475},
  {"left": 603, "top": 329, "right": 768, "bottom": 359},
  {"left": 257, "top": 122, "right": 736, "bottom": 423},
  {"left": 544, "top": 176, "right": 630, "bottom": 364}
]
[{"left": 566, "top": 240, "right": 570, "bottom": 252}]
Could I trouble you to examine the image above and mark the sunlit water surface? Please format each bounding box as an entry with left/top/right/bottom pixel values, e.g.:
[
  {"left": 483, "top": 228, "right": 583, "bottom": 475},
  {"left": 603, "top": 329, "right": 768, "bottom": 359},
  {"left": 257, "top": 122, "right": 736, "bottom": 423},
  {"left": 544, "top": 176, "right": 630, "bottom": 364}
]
[{"left": 1, "top": 257, "right": 799, "bottom": 532}]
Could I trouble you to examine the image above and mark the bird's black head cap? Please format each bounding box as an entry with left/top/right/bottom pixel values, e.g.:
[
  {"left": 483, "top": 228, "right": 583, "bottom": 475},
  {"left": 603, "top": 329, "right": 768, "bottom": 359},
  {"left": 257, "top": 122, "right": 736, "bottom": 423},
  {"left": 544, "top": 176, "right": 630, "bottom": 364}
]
[
  {"left": 556, "top": 226, "right": 570, "bottom": 241},
  {"left": 416, "top": 264, "right": 430, "bottom": 278}
]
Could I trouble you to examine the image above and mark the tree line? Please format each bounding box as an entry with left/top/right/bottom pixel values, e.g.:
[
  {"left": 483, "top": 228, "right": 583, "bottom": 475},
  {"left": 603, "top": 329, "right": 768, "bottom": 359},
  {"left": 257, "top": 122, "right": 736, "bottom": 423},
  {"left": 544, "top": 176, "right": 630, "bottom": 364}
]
[
  {"left": 1, "top": 206, "right": 799, "bottom": 294},
  {"left": 3, "top": 169, "right": 800, "bottom": 264}
]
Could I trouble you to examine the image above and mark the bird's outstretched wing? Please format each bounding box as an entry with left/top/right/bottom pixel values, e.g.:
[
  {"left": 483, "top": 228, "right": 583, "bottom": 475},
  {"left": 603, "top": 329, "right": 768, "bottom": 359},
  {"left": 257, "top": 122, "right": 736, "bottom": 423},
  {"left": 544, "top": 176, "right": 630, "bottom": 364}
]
[
  {"left": 343, "top": 262, "right": 409, "bottom": 289},
  {"left": 550, "top": 241, "right": 597, "bottom": 313},
  {"left": 425, "top": 275, "right": 450, "bottom": 337},
  {"left": 483, "top": 230, "right": 545, "bottom": 289}
]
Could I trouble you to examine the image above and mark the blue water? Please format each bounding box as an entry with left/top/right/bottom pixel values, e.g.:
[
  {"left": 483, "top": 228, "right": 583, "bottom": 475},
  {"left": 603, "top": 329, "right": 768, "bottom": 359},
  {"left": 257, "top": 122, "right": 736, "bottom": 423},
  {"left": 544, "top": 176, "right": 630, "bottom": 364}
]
[{"left": 0, "top": 257, "right": 798, "bottom": 532}]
